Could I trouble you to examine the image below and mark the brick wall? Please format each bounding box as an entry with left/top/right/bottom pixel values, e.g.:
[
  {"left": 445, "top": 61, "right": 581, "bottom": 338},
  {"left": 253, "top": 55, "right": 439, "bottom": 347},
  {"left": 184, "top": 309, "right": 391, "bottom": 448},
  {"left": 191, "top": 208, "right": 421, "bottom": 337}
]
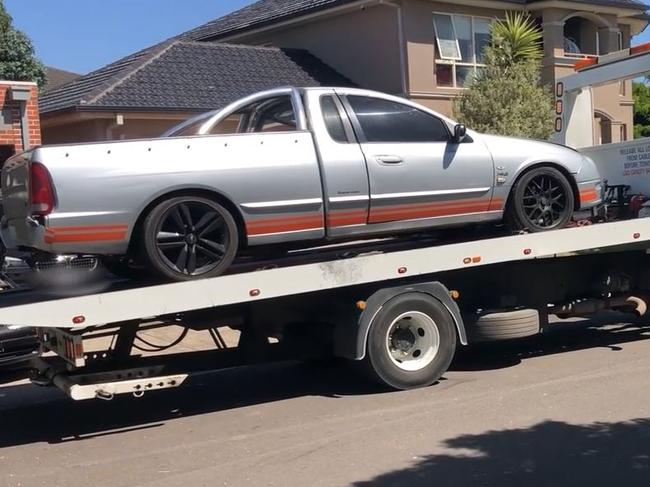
[{"left": 0, "top": 81, "right": 41, "bottom": 161}]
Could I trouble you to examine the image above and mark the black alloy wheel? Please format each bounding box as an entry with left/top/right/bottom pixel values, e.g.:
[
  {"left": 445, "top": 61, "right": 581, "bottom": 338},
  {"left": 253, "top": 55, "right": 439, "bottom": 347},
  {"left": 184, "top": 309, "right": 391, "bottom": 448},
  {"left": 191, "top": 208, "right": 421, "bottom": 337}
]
[
  {"left": 508, "top": 167, "right": 575, "bottom": 232},
  {"left": 142, "top": 196, "right": 238, "bottom": 281}
]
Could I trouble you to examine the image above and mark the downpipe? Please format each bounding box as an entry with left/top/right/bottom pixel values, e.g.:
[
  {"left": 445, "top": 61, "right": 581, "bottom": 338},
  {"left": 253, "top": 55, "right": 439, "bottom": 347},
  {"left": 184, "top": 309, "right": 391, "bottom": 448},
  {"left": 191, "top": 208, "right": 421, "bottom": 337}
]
[{"left": 550, "top": 295, "right": 648, "bottom": 319}]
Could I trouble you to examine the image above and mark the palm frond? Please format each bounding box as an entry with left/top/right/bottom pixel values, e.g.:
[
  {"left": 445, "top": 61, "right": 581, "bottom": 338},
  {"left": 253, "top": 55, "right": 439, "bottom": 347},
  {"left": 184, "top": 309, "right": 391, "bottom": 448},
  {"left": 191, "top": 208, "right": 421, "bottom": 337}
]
[{"left": 491, "top": 11, "right": 543, "bottom": 64}]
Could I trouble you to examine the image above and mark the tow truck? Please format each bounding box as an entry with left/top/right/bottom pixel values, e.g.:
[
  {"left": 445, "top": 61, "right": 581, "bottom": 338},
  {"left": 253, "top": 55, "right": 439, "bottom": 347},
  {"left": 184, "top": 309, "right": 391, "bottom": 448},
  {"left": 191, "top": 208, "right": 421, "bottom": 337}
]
[{"left": 1, "top": 43, "right": 650, "bottom": 401}]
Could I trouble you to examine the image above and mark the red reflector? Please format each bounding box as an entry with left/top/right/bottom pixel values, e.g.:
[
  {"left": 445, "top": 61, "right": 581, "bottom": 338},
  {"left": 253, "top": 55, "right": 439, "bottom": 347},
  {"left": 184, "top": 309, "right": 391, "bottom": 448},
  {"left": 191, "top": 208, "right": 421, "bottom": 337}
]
[
  {"left": 574, "top": 57, "right": 598, "bottom": 71},
  {"left": 30, "top": 162, "right": 55, "bottom": 216},
  {"left": 634, "top": 233, "right": 641, "bottom": 240},
  {"left": 398, "top": 267, "right": 408, "bottom": 275},
  {"left": 250, "top": 289, "right": 261, "bottom": 297},
  {"left": 74, "top": 342, "right": 84, "bottom": 359},
  {"left": 524, "top": 249, "right": 532, "bottom": 255},
  {"left": 72, "top": 315, "right": 86, "bottom": 325}
]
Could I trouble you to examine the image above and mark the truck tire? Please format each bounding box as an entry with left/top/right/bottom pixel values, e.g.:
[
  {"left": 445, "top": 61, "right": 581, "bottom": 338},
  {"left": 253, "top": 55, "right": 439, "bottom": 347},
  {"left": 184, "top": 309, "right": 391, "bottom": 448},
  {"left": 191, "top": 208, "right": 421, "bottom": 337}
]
[
  {"left": 364, "top": 293, "right": 457, "bottom": 390},
  {"left": 468, "top": 308, "right": 540, "bottom": 342}
]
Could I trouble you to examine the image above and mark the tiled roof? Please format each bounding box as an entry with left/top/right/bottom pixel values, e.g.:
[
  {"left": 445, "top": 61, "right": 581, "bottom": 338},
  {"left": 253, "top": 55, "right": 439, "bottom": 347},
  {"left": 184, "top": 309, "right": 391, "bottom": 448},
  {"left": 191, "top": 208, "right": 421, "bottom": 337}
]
[
  {"left": 44, "top": 67, "right": 80, "bottom": 91},
  {"left": 181, "top": 0, "right": 648, "bottom": 42},
  {"left": 39, "top": 41, "right": 354, "bottom": 114}
]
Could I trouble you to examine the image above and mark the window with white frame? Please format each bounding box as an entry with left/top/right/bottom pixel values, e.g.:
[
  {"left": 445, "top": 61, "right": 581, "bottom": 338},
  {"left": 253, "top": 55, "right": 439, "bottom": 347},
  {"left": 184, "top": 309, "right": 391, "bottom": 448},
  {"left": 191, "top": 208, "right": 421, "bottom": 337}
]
[{"left": 433, "top": 13, "right": 491, "bottom": 88}]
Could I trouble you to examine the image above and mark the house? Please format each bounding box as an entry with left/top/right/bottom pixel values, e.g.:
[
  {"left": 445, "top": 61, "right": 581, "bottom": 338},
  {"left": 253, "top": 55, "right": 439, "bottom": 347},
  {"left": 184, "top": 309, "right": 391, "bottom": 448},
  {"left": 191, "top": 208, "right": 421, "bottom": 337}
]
[
  {"left": 0, "top": 81, "right": 41, "bottom": 165},
  {"left": 39, "top": 42, "right": 352, "bottom": 144},
  {"left": 40, "top": 0, "right": 649, "bottom": 145}
]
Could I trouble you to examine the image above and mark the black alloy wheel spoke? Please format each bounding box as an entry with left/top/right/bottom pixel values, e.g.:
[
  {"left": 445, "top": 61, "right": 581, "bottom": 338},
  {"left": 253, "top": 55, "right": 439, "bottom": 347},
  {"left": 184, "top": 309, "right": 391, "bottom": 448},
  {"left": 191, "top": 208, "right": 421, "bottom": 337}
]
[
  {"left": 157, "top": 201, "right": 230, "bottom": 276},
  {"left": 200, "top": 238, "right": 226, "bottom": 255},
  {"left": 198, "top": 217, "right": 224, "bottom": 237},
  {"left": 175, "top": 245, "right": 189, "bottom": 272},
  {"left": 180, "top": 203, "right": 193, "bottom": 228},
  {"left": 171, "top": 208, "right": 186, "bottom": 232},
  {"left": 522, "top": 175, "right": 568, "bottom": 229},
  {"left": 186, "top": 246, "right": 197, "bottom": 274},
  {"left": 194, "top": 212, "right": 218, "bottom": 233}
]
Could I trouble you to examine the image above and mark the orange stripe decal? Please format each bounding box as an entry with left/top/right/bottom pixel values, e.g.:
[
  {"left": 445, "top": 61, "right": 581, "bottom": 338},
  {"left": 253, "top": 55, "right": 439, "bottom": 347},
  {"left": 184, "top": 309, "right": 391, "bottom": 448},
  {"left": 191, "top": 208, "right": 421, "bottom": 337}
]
[
  {"left": 328, "top": 209, "right": 367, "bottom": 227},
  {"left": 369, "top": 198, "right": 493, "bottom": 224},
  {"left": 45, "top": 231, "right": 127, "bottom": 244},
  {"left": 246, "top": 213, "right": 324, "bottom": 236},
  {"left": 44, "top": 224, "right": 129, "bottom": 243}
]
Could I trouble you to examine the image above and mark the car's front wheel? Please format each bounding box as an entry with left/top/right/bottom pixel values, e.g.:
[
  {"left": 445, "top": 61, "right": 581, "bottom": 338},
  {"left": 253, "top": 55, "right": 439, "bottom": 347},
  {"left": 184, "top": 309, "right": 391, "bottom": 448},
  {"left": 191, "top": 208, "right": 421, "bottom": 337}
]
[
  {"left": 507, "top": 166, "right": 575, "bottom": 232},
  {"left": 141, "top": 196, "right": 238, "bottom": 281}
]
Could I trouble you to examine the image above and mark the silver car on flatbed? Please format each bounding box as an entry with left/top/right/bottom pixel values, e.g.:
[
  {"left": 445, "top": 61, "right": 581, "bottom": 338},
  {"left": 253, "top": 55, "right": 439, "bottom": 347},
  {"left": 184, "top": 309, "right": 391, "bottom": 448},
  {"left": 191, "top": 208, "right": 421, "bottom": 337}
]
[{"left": 1, "top": 87, "right": 603, "bottom": 281}]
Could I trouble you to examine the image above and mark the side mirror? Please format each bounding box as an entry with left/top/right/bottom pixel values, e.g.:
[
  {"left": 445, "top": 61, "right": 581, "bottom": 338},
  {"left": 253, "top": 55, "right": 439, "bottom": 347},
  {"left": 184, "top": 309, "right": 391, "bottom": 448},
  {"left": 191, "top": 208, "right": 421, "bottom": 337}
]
[{"left": 453, "top": 124, "right": 467, "bottom": 143}]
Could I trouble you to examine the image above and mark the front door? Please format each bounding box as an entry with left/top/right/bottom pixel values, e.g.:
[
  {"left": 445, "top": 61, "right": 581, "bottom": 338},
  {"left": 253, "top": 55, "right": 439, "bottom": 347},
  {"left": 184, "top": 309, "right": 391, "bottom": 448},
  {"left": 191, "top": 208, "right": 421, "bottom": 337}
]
[{"left": 343, "top": 95, "right": 495, "bottom": 226}]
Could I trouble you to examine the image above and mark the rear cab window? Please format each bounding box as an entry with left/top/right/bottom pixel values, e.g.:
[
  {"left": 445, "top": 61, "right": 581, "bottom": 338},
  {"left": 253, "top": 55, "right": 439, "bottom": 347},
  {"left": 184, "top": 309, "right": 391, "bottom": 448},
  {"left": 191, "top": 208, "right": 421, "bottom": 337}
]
[{"left": 320, "top": 95, "right": 349, "bottom": 143}]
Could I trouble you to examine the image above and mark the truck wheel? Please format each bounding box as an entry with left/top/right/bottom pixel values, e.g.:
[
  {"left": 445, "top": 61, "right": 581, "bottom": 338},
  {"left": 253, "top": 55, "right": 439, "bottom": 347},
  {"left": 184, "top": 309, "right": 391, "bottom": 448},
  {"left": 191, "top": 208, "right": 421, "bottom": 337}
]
[
  {"left": 467, "top": 308, "right": 540, "bottom": 342},
  {"left": 364, "top": 293, "right": 457, "bottom": 390},
  {"left": 507, "top": 167, "right": 575, "bottom": 232},
  {"left": 142, "top": 196, "right": 238, "bottom": 281}
]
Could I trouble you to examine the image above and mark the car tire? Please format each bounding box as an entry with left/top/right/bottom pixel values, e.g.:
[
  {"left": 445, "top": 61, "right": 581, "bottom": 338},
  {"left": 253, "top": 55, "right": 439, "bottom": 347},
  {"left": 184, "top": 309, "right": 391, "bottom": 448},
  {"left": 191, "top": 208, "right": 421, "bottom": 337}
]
[
  {"left": 364, "top": 293, "right": 457, "bottom": 390},
  {"left": 507, "top": 166, "right": 575, "bottom": 232},
  {"left": 141, "top": 196, "right": 239, "bottom": 281}
]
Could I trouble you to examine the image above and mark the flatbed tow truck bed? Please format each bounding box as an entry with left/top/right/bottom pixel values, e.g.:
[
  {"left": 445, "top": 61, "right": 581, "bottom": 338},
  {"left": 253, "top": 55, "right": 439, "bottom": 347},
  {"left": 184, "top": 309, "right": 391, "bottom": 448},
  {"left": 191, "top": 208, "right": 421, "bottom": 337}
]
[{"left": 2, "top": 217, "right": 650, "bottom": 400}]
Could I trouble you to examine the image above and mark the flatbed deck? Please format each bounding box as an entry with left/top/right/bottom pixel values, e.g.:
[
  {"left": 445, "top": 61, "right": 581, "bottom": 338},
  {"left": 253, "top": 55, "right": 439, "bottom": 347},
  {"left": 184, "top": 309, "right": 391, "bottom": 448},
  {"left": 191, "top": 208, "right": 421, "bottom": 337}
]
[{"left": 0, "top": 218, "right": 648, "bottom": 330}]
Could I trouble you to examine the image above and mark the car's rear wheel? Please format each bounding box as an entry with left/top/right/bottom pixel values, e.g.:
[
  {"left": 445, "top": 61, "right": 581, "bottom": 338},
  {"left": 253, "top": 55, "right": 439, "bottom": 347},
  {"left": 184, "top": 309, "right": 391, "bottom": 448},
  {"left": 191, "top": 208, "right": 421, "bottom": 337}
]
[
  {"left": 142, "top": 196, "right": 238, "bottom": 281},
  {"left": 507, "top": 166, "right": 575, "bottom": 232}
]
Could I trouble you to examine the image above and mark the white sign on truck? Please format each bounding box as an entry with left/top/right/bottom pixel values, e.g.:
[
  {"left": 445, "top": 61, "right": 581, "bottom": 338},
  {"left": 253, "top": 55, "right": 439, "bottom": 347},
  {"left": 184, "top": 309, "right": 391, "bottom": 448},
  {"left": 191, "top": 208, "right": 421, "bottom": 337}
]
[{"left": 582, "top": 139, "right": 650, "bottom": 195}]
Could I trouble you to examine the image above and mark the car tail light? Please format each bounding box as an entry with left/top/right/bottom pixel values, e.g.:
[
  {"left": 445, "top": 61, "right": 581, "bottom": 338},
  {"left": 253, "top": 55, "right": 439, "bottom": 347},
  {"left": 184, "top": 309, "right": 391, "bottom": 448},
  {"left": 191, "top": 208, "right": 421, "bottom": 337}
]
[{"left": 30, "top": 162, "right": 55, "bottom": 216}]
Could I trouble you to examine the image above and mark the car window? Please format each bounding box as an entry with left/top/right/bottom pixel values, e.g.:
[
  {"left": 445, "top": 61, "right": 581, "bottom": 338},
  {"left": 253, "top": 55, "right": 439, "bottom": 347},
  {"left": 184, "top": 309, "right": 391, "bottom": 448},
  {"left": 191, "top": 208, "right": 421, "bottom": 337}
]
[
  {"left": 320, "top": 95, "right": 348, "bottom": 143},
  {"left": 347, "top": 96, "right": 449, "bottom": 143},
  {"left": 164, "top": 95, "right": 298, "bottom": 137},
  {"left": 252, "top": 96, "right": 297, "bottom": 133}
]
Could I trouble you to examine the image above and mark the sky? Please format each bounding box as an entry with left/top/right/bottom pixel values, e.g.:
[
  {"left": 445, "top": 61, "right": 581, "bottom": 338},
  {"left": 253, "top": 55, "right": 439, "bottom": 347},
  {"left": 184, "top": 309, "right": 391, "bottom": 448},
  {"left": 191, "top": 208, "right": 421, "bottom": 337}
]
[
  {"left": 4, "top": 0, "right": 256, "bottom": 74},
  {"left": 4, "top": 1, "right": 650, "bottom": 75}
]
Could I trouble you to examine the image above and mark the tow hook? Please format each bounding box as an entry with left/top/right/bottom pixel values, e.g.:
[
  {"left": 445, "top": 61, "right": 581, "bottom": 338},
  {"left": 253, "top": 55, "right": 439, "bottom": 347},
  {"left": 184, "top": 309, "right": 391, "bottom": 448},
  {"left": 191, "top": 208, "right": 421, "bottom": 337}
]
[{"left": 95, "top": 389, "right": 114, "bottom": 401}]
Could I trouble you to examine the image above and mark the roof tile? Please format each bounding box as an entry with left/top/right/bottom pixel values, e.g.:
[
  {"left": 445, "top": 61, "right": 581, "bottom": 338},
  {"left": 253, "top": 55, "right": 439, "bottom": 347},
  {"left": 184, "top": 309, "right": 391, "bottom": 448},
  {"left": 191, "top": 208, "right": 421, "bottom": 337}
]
[{"left": 39, "top": 42, "right": 354, "bottom": 114}]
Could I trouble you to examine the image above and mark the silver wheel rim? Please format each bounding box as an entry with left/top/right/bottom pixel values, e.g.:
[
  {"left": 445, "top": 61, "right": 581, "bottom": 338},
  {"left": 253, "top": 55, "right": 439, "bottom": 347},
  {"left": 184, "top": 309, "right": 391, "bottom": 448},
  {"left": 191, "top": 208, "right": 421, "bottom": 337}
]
[{"left": 385, "top": 311, "right": 440, "bottom": 372}]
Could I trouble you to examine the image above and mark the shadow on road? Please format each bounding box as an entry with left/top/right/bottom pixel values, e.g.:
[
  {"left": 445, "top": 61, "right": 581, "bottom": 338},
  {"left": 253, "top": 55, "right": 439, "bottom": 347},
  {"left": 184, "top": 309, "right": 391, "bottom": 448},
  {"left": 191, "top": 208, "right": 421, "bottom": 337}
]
[
  {"left": 0, "top": 312, "right": 649, "bottom": 449},
  {"left": 452, "top": 312, "right": 650, "bottom": 371},
  {"left": 352, "top": 418, "right": 650, "bottom": 486}
]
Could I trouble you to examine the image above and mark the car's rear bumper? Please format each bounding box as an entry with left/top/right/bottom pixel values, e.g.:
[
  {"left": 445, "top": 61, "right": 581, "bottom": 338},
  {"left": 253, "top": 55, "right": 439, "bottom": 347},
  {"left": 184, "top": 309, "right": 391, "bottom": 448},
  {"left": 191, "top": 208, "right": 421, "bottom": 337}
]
[{"left": 1, "top": 216, "right": 130, "bottom": 256}]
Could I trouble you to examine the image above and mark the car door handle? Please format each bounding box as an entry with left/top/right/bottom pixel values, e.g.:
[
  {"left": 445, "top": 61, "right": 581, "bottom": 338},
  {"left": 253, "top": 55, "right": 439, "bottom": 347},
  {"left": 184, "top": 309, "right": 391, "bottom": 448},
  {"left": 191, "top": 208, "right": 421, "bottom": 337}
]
[{"left": 376, "top": 155, "right": 403, "bottom": 164}]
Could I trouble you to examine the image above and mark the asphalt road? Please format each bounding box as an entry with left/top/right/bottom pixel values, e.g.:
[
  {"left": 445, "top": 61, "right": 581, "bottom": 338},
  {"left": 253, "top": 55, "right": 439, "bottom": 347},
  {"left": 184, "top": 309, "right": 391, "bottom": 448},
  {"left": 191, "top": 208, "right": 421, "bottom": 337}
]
[{"left": 2, "top": 313, "right": 650, "bottom": 487}]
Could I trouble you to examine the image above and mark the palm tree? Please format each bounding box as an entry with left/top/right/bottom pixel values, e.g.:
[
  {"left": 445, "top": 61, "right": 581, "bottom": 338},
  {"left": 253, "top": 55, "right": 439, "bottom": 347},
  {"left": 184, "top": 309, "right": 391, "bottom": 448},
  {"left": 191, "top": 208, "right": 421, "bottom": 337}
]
[{"left": 490, "top": 12, "right": 543, "bottom": 67}]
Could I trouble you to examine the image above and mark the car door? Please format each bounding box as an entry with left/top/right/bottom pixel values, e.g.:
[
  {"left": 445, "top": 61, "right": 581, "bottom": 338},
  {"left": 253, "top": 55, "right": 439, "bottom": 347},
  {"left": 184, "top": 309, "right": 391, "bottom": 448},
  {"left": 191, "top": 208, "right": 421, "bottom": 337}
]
[{"left": 343, "top": 94, "right": 495, "bottom": 227}]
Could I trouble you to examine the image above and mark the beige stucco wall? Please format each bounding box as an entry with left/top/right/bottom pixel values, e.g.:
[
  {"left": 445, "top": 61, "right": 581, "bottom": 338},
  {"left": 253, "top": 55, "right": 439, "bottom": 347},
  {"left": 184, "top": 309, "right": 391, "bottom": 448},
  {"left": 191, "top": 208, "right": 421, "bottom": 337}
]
[
  {"left": 42, "top": 119, "right": 109, "bottom": 145},
  {"left": 241, "top": 4, "right": 403, "bottom": 94},
  {"left": 402, "top": 0, "right": 504, "bottom": 113},
  {"left": 42, "top": 115, "right": 188, "bottom": 144}
]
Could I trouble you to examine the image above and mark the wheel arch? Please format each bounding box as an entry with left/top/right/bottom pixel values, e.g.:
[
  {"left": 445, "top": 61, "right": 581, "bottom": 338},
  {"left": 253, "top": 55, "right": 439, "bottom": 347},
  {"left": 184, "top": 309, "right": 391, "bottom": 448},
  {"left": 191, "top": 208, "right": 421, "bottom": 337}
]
[
  {"left": 333, "top": 282, "right": 467, "bottom": 361},
  {"left": 127, "top": 187, "right": 248, "bottom": 255},
  {"left": 506, "top": 162, "right": 581, "bottom": 212}
]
